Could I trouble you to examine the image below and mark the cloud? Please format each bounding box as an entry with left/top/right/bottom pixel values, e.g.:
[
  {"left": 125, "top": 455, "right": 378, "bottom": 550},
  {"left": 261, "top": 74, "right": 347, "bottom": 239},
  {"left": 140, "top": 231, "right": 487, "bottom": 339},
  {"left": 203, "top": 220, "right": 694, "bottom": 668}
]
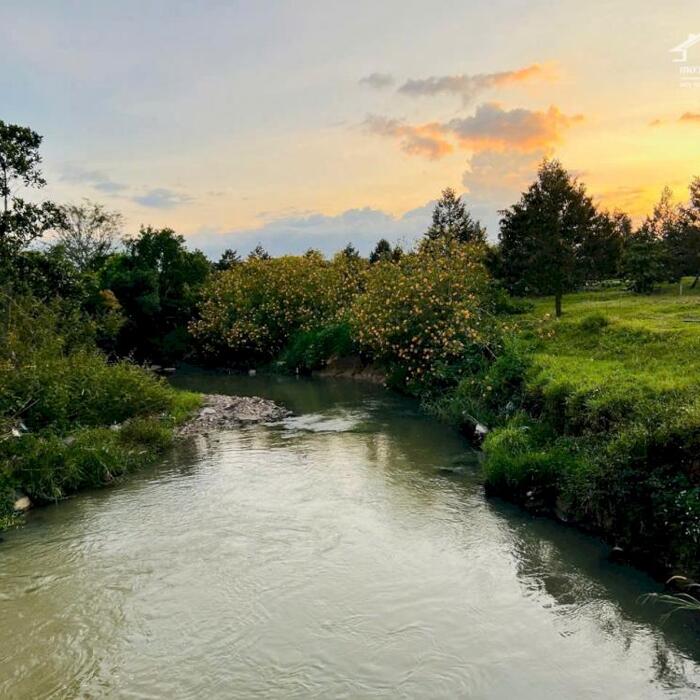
[
  {"left": 446, "top": 103, "right": 582, "bottom": 152},
  {"left": 359, "top": 72, "right": 395, "bottom": 89},
  {"left": 363, "top": 114, "right": 453, "bottom": 159},
  {"left": 680, "top": 112, "right": 700, "bottom": 123},
  {"left": 186, "top": 203, "right": 435, "bottom": 259},
  {"left": 60, "top": 164, "right": 128, "bottom": 195},
  {"left": 132, "top": 188, "right": 192, "bottom": 209},
  {"left": 398, "top": 63, "right": 556, "bottom": 104},
  {"left": 364, "top": 103, "right": 582, "bottom": 159}
]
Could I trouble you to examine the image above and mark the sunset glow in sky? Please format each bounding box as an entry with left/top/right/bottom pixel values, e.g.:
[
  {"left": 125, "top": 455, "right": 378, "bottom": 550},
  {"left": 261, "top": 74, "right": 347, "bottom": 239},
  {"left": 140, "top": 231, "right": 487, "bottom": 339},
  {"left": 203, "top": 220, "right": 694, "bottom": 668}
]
[{"left": 3, "top": 1, "right": 700, "bottom": 256}]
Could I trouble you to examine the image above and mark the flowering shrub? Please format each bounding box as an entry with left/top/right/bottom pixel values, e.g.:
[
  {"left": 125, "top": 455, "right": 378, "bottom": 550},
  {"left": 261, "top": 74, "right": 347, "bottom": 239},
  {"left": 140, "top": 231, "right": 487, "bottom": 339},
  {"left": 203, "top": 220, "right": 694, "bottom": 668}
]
[
  {"left": 191, "top": 252, "right": 368, "bottom": 363},
  {"left": 350, "top": 239, "right": 500, "bottom": 389}
]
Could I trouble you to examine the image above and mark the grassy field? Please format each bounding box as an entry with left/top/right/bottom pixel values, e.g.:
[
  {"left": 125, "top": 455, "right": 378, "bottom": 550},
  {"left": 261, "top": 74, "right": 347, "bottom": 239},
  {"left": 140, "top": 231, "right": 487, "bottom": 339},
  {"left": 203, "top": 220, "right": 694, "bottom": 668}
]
[{"left": 481, "top": 280, "right": 700, "bottom": 578}]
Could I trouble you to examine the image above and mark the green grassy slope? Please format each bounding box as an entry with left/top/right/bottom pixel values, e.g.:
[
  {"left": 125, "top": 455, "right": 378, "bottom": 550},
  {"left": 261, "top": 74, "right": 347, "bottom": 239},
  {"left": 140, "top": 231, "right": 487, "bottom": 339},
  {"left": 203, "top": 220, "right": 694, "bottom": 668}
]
[{"left": 481, "top": 281, "right": 700, "bottom": 577}]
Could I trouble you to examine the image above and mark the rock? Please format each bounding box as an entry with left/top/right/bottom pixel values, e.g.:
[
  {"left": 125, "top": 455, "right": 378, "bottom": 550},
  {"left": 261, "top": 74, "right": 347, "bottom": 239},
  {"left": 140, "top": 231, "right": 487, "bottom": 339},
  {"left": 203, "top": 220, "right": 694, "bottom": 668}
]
[
  {"left": 474, "top": 422, "right": 489, "bottom": 439},
  {"left": 177, "top": 394, "right": 291, "bottom": 437},
  {"left": 248, "top": 369, "right": 257, "bottom": 376},
  {"left": 13, "top": 495, "right": 32, "bottom": 513}
]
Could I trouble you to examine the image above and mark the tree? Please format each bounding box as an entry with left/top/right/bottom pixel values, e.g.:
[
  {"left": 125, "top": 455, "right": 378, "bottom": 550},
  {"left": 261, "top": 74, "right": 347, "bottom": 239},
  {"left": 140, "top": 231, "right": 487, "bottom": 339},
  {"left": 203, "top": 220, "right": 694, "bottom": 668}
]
[
  {"left": 340, "top": 243, "right": 361, "bottom": 260},
  {"left": 54, "top": 200, "right": 123, "bottom": 271},
  {"left": 215, "top": 248, "right": 241, "bottom": 271},
  {"left": 369, "top": 238, "right": 402, "bottom": 264},
  {"left": 620, "top": 224, "right": 668, "bottom": 293},
  {"left": 101, "top": 227, "right": 211, "bottom": 360},
  {"left": 670, "top": 179, "right": 700, "bottom": 287},
  {"left": 248, "top": 244, "right": 271, "bottom": 260},
  {"left": 498, "top": 159, "right": 598, "bottom": 317},
  {"left": 369, "top": 238, "right": 392, "bottom": 264},
  {"left": 0, "top": 120, "right": 61, "bottom": 256},
  {"left": 578, "top": 210, "right": 629, "bottom": 282},
  {"left": 426, "top": 187, "right": 486, "bottom": 244}
]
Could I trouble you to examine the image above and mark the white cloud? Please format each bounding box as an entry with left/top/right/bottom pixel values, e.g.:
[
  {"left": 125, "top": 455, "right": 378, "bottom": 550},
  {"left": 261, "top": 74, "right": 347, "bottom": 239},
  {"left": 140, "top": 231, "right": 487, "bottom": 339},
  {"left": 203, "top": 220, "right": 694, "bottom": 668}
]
[{"left": 186, "top": 203, "right": 435, "bottom": 259}]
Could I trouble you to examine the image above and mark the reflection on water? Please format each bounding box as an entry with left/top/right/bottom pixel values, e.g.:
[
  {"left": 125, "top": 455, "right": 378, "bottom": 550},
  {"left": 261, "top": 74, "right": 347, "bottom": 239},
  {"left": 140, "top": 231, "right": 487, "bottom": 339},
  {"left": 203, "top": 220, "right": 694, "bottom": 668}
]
[{"left": 0, "top": 370, "right": 698, "bottom": 698}]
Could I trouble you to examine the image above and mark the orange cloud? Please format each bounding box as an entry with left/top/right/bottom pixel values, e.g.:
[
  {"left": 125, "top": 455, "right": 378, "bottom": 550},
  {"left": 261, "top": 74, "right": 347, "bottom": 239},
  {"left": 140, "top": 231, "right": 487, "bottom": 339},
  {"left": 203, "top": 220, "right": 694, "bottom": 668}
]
[
  {"left": 446, "top": 103, "right": 583, "bottom": 153},
  {"left": 365, "top": 103, "right": 582, "bottom": 159},
  {"left": 398, "top": 63, "right": 558, "bottom": 104},
  {"left": 363, "top": 115, "right": 453, "bottom": 159},
  {"left": 680, "top": 112, "right": 700, "bottom": 123}
]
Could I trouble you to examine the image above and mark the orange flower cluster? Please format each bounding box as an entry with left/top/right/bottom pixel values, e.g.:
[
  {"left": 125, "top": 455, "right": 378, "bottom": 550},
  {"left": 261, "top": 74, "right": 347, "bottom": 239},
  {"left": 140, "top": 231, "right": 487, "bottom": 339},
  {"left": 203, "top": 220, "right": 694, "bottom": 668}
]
[{"left": 350, "top": 239, "right": 497, "bottom": 384}]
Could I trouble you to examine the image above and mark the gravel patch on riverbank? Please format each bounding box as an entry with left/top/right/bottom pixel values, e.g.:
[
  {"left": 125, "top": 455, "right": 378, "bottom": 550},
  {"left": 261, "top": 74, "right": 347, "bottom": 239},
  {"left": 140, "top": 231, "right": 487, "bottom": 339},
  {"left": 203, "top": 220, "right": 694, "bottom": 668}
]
[{"left": 177, "top": 394, "right": 291, "bottom": 436}]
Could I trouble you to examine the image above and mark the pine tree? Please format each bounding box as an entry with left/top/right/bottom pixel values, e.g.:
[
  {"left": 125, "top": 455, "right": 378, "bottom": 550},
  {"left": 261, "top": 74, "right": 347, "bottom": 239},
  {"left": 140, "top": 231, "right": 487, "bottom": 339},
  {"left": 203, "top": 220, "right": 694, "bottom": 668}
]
[
  {"left": 248, "top": 244, "right": 271, "bottom": 261},
  {"left": 369, "top": 238, "right": 393, "bottom": 264},
  {"left": 498, "top": 159, "right": 598, "bottom": 317},
  {"left": 216, "top": 248, "right": 241, "bottom": 270},
  {"left": 425, "top": 188, "right": 486, "bottom": 244}
]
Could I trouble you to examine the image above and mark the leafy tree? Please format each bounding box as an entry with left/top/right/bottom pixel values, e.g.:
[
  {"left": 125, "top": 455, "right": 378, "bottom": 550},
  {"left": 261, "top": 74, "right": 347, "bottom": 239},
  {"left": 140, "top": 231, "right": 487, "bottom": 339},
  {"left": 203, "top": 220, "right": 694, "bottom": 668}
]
[
  {"left": 498, "top": 159, "right": 598, "bottom": 317},
  {"left": 54, "top": 200, "right": 123, "bottom": 271},
  {"left": 215, "top": 248, "right": 241, "bottom": 271},
  {"left": 0, "top": 120, "right": 62, "bottom": 256},
  {"left": 620, "top": 223, "right": 668, "bottom": 293},
  {"left": 248, "top": 244, "right": 271, "bottom": 260},
  {"left": 101, "top": 227, "right": 211, "bottom": 360},
  {"left": 426, "top": 187, "right": 486, "bottom": 244}
]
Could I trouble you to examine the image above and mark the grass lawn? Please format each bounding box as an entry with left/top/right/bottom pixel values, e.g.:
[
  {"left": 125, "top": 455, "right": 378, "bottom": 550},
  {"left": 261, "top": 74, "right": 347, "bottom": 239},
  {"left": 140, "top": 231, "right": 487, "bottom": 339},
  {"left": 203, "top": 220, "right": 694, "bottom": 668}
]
[{"left": 527, "top": 280, "right": 700, "bottom": 419}]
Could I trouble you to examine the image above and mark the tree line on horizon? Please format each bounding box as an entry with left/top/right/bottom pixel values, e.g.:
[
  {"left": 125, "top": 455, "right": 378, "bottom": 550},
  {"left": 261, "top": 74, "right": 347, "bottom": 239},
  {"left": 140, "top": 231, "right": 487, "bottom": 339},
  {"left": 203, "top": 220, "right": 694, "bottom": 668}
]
[{"left": 1, "top": 118, "right": 700, "bottom": 366}]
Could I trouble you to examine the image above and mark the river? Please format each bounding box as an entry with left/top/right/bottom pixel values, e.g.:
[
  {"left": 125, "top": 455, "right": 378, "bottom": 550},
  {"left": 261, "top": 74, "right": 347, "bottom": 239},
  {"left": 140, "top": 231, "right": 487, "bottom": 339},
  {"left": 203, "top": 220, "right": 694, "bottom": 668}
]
[{"left": 1, "top": 371, "right": 698, "bottom": 698}]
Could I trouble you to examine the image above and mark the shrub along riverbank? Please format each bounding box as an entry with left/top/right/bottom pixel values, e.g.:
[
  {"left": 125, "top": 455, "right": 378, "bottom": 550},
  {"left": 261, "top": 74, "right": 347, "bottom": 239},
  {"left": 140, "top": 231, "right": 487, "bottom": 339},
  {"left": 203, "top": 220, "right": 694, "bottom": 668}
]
[{"left": 0, "top": 293, "right": 200, "bottom": 528}]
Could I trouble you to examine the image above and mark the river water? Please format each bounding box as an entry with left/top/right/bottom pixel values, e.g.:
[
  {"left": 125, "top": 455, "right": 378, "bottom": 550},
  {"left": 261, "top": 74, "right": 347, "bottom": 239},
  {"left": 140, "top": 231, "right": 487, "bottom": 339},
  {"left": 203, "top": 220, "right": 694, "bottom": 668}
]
[{"left": 1, "top": 372, "right": 698, "bottom": 698}]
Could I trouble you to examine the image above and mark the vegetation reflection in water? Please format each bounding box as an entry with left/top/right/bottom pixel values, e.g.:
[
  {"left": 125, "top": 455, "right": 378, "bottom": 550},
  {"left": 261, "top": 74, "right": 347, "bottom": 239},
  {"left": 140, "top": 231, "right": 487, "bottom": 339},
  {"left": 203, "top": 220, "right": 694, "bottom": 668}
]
[{"left": 0, "top": 372, "right": 698, "bottom": 699}]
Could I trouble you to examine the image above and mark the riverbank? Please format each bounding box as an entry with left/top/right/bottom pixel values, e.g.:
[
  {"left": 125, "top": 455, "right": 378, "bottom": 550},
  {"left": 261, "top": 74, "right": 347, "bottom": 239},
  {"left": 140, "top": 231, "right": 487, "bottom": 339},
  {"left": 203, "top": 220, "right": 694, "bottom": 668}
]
[{"left": 434, "top": 283, "right": 700, "bottom": 580}]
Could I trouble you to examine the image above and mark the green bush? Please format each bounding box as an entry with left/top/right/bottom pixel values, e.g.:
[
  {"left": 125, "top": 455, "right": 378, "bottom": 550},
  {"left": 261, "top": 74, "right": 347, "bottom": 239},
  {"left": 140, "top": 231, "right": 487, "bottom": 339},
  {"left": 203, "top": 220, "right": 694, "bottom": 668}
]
[
  {"left": 482, "top": 419, "right": 579, "bottom": 494},
  {"left": 192, "top": 251, "right": 367, "bottom": 364},
  {"left": 280, "top": 321, "right": 355, "bottom": 372},
  {"left": 0, "top": 291, "right": 201, "bottom": 522}
]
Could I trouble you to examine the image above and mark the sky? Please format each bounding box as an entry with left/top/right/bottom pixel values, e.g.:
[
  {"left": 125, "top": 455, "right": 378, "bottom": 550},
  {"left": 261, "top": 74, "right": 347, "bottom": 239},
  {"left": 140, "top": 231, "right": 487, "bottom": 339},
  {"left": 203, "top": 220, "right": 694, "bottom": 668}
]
[{"left": 2, "top": 1, "right": 700, "bottom": 258}]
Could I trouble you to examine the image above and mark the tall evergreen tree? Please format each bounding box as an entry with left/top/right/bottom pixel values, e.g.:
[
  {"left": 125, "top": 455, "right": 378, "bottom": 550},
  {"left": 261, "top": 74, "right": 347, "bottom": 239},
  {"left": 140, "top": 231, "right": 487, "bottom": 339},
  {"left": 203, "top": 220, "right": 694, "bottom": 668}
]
[
  {"left": 498, "top": 159, "right": 598, "bottom": 317},
  {"left": 248, "top": 244, "right": 271, "bottom": 260},
  {"left": 620, "top": 222, "right": 668, "bottom": 293},
  {"left": 671, "top": 178, "right": 700, "bottom": 287},
  {"left": 216, "top": 248, "right": 241, "bottom": 271},
  {"left": 369, "top": 238, "right": 402, "bottom": 264},
  {"left": 426, "top": 188, "right": 486, "bottom": 244}
]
